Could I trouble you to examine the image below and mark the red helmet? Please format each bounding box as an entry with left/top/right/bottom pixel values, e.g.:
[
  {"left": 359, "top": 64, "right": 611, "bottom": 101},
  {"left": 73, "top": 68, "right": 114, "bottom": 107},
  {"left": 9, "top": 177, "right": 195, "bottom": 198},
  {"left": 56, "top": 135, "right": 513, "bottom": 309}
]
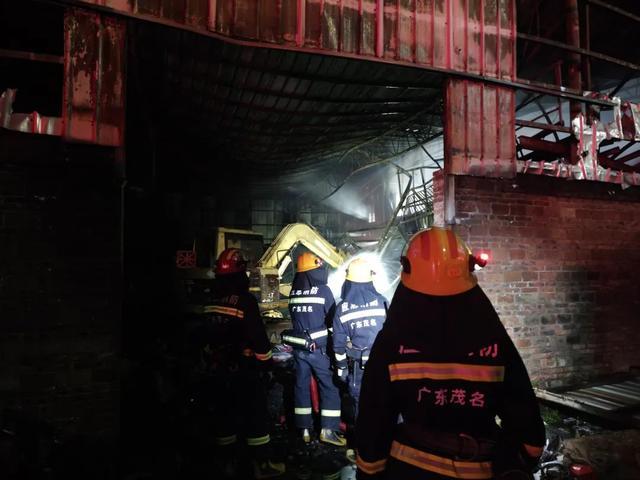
[{"left": 215, "top": 248, "right": 247, "bottom": 275}]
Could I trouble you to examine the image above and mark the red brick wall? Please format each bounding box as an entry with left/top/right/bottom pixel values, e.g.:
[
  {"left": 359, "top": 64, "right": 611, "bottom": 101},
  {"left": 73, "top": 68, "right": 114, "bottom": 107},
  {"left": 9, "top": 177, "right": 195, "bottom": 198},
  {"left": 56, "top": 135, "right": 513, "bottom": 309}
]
[
  {"left": 433, "top": 171, "right": 640, "bottom": 388},
  {"left": 0, "top": 130, "right": 121, "bottom": 437}
]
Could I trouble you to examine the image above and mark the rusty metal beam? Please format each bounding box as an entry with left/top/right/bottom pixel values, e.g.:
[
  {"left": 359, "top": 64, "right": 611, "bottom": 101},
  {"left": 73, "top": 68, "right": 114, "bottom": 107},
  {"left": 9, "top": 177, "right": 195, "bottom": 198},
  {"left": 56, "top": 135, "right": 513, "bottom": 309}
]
[
  {"left": 585, "top": 0, "right": 640, "bottom": 24},
  {"left": 519, "top": 136, "right": 572, "bottom": 156},
  {"left": 49, "top": 0, "right": 617, "bottom": 108},
  {"left": 515, "top": 119, "right": 572, "bottom": 133},
  {"left": 517, "top": 32, "right": 640, "bottom": 72},
  {"left": 0, "top": 48, "right": 64, "bottom": 64}
]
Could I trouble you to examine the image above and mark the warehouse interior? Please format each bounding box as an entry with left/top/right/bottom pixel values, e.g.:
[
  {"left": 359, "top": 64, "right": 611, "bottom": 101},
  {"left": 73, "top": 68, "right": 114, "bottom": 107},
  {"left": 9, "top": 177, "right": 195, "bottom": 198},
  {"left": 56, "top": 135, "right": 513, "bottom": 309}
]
[{"left": 1, "top": 0, "right": 640, "bottom": 479}]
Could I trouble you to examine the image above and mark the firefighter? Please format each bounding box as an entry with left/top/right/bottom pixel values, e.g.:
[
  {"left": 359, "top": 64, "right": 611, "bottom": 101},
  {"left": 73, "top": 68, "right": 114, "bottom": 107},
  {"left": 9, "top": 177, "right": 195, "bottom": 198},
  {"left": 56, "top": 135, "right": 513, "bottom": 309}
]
[
  {"left": 333, "top": 258, "right": 387, "bottom": 422},
  {"left": 197, "top": 248, "right": 285, "bottom": 479},
  {"left": 355, "top": 227, "right": 545, "bottom": 479},
  {"left": 288, "top": 252, "right": 346, "bottom": 446}
]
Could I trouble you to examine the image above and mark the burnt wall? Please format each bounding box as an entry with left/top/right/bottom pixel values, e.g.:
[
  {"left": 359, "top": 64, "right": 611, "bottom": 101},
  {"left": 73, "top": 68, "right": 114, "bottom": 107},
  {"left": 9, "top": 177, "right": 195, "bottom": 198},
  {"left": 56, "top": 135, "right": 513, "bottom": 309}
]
[
  {"left": 434, "top": 171, "right": 640, "bottom": 388},
  {"left": 0, "top": 130, "right": 121, "bottom": 441}
]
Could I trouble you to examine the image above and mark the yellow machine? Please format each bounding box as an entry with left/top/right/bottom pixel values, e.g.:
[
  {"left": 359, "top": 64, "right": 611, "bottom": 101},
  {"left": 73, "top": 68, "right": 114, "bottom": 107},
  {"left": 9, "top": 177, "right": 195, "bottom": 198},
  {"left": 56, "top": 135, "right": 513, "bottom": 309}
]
[{"left": 176, "top": 223, "right": 348, "bottom": 319}]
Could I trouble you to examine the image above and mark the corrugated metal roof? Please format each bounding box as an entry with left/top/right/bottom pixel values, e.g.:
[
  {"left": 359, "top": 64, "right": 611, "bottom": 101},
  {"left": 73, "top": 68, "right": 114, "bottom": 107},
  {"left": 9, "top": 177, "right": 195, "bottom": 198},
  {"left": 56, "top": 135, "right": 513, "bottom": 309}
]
[{"left": 131, "top": 21, "right": 444, "bottom": 186}]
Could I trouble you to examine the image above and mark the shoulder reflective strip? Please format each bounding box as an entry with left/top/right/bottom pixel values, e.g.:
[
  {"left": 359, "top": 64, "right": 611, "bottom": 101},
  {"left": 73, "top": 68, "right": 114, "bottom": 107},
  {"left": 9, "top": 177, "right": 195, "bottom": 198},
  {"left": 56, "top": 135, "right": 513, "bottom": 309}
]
[
  {"left": 309, "top": 329, "right": 328, "bottom": 339},
  {"left": 340, "top": 308, "right": 386, "bottom": 323},
  {"left": 523, "top": 443, "right": 543, "bottom": 457},
  {"left": 335, "top": 353, "right": 347, "bottom": 361},
  {"left": 356, "top": 454, "right": 387, "bottom": 475},
  {"left": 289, "top": 297, "right": 326, "bottom": 305},
  {"left": 283, "top": 335, "right": 308, "bottom": 346},
  {"left": 321, "top": 409, "right": 341, "bottom": 417},
  {"left": 388, "top": 362, "right": 505, "bottom": 382},
  {"left": 390, "top": 440, "right": 493, "bottom": 479},
  {"left": 203, "top": 305, "right": 244, "bottom": 318},
  {"left": 246, "top": 434, "right": 270, "bottom": 446},
  {"left": 255, "top": 351, "right": 273, "bottom": 361},
  {"left": 295, "top": 407, "right": 313, "bottom": 415},
  {"left": 215, "top": 434, "right": 237, "bottom": 446}
]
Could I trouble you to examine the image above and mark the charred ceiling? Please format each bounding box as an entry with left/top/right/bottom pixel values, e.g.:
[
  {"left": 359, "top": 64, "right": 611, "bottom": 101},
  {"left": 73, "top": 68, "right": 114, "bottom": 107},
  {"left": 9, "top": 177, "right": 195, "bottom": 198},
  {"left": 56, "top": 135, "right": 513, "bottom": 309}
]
[{"left": 129, "top": 21, "right": 444, "bottom": 193}]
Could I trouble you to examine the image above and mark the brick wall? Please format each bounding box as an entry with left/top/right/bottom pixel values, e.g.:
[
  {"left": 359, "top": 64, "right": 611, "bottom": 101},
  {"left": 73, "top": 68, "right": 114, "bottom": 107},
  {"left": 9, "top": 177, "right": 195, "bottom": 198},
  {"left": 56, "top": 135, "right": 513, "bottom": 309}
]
[
  {"left": 0, "top": 130, "right": 121, "bottom": 438},
  {"left": 433, "top": 171, "right": 640, "bottom": 388}
]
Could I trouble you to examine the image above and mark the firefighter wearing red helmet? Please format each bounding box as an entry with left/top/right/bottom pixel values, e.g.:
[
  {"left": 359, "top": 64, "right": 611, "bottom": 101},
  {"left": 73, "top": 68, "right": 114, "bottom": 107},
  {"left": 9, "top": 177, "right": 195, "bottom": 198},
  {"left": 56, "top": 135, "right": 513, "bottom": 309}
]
[
  {"left": 194, "top": 248, "right": 284, "bottom": 479},
  {"left": 355, "top": 227, "right": 545, "bottom": 480}
]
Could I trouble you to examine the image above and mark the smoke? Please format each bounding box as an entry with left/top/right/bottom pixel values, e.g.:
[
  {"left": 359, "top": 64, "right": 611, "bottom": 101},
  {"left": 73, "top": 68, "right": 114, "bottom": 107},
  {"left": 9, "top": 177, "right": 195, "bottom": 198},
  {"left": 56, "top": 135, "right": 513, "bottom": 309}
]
[{"left": 321, "top": 185, "right": 370, "bottom": 220}]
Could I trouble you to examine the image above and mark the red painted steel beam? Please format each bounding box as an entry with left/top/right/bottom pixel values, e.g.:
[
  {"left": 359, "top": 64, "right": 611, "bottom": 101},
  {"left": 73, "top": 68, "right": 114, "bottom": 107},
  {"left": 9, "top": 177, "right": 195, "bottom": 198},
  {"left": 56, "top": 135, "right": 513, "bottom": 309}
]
[
  {"left": 63, "top": 9, "right": 126, "bottom": 146},
  {"left": 53, "top": 0, "right": 614, "bottom": 108},
  {"left": 566, "top": 0, "right": 582, "bottom": 165},
  {"left": 518, "top": 136, "right": 572, "bottom": 157},
  {"left": 515, "top": 119, "right": 572, "bottom": 134}
]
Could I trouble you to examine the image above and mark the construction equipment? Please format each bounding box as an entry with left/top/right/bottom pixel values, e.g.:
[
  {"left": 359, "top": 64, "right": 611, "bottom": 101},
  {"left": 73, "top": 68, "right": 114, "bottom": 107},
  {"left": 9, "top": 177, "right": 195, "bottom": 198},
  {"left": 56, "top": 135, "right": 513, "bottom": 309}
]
[{"left": 176, "top": 223, "right": 348, "bottom": 320}]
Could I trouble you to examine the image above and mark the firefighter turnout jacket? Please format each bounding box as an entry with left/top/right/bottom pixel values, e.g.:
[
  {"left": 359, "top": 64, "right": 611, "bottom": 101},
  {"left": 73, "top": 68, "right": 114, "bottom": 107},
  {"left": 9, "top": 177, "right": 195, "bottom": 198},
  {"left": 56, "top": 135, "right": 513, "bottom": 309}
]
[
  {"left": 192, "top": 271, "right": 275, "bottom": 452},
  {"left": 355, "top": 284, "right": 545, "bottom": 479},
  {"left": 289, "top": 266, "right": 342, "bottom": 429},
  {"left": 333, "top": 280, "right": 387, "bottom": 369},
  {"left": 288, "top": 267, "right": 336, "bottom": 348},
  {"left": 203, "top": 276, "right": 273, "bottom": 365}
]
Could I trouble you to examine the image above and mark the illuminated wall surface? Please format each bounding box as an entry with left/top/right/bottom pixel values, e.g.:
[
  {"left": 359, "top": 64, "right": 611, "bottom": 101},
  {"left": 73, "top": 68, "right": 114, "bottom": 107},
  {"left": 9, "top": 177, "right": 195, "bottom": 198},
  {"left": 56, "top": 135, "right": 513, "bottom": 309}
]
[{"left": 433, "top": 171, "right": 640, "bottom": 388}]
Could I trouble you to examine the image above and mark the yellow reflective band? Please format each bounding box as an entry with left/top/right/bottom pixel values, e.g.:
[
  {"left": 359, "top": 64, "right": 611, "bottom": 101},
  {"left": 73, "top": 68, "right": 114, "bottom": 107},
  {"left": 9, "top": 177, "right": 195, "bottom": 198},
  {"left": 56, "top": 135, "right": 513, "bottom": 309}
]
[
  {"left": 388, "top": 362, "right": 505, "bottom": 383},
  {"left": 335, "top": 353, "right": 347, "bottom": 361},
  {"left": 295, "top": 407, "right": 313, "bottom": 415},
  {"left": 215, "top": 434, "right": 237, "bottom": 446},
  {"left": 321, "top": 409, "right": 341, "bottom": 417},
  {"left": 203, "top": 305, "right": 244, "bottom": 318},
  {"left": 246, "top": 434, "right": 270, "bottom": 446},
  {"left": 255, "top": 351, "right": 273, "bottom": 361},
  {"left": 390, "top": 441, "right": 493, "bottom": 479},
  {"left": 356, "top": 454, "right": 387, "bottom": 475}
]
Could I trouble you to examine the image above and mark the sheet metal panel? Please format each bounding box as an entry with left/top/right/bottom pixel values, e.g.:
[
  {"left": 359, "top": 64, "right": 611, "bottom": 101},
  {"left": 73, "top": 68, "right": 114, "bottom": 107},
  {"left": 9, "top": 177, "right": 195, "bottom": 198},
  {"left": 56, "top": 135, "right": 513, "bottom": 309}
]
[
  {"left": 445, "top": 78, "right": 516, "bottom": 177},
  {"left": 63, "top": 9, "right": 126, "bottom": 146},
  {"left": 72, "top": 0, "right": 516, "bottom": 80}
]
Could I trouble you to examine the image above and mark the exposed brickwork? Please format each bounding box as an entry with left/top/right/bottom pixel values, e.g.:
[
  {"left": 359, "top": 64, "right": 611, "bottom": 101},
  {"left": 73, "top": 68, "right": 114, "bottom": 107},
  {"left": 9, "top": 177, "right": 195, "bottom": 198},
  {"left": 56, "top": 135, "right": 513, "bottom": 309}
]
[
  {"left": 0, "top": 130, "right": 121, "bottom": 437},
  {"left": 433, "top": 171, "right": 640, "bottom": 388}
]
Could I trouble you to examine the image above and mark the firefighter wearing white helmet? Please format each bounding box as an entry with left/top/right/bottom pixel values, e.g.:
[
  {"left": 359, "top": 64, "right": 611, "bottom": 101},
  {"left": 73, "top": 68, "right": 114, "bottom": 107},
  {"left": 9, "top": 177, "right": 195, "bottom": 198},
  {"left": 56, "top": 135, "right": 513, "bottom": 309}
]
[
  {"left": 355, "top": 227, "right": 545, "bottom": 480},
  {"left": 332, "top": 257, "right": 387, "bottom": 424}
]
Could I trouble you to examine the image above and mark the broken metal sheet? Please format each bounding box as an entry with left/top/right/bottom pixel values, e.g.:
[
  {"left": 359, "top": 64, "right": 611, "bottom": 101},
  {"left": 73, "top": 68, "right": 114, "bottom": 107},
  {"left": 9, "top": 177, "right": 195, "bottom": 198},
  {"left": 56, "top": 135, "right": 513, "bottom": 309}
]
[
  {"left": 518, "top": 158, "right": 640, "bottom": 187},
  {"left": 63, "top": 9, "right": 126, "bottom": 146},
  {"left": 537, "top": 376, "right": 640, "bottom": 428},
  {"left": 0, "top": 89, "right": 63, "bottom": 136},
  {"left": 68, "top": 0, "right": 517, "bottom": 80},
  {"left": 568, "top": 109, "right": 640, "bottom": 186},
  {"left": 620, "top": 100, "right": 640, "bottom": 141},
  {"left": 445, "top": 78, "right": 516, "bottom": 177}
]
